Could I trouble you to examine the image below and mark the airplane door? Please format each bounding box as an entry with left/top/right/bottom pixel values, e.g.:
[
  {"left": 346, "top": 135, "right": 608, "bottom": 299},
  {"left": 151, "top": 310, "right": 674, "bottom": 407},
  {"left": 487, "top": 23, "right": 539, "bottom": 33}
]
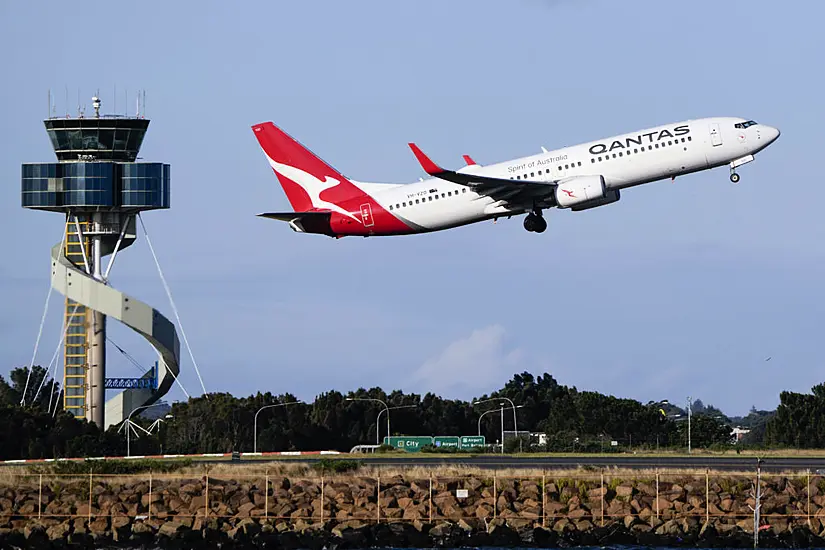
[
  {"left": 360, "top": 203, "right": 375, "bottom": 227},
  {"left": 709, "top": 123, "right": 722, "bottom": 147}
]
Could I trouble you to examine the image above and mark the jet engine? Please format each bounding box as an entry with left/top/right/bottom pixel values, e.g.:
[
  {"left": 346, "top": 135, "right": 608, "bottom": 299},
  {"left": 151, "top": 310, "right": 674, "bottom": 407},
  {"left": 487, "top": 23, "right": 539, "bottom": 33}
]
[
  {"left": 554, "top": 175, "right": 608, "bottom": 208},
  {"left": 571, "top": 189, "right": 620, "bottom": 211}
]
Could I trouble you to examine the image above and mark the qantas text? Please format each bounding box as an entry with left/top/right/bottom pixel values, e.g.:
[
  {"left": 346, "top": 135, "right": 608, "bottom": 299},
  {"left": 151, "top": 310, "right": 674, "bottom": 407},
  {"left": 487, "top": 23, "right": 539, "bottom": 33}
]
[{"left": 588, "top": 125, "right": 690, "bottom": 155}]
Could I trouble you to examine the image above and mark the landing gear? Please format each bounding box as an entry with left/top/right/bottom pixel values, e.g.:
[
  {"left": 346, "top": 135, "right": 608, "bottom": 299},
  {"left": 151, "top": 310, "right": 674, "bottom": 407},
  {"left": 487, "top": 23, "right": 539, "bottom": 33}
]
[
  {"left": 729, "top": 154, "right": 753, "bottom": 185},
  {"left": 523, "top": 211, "right": 547, "bottom": 233}
]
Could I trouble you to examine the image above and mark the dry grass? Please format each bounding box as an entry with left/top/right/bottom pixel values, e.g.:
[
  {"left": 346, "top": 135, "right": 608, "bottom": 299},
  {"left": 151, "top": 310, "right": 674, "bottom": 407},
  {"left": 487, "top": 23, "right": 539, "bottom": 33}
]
[{"left": 0, "top": 462, "right": 818, "bottom": 488}]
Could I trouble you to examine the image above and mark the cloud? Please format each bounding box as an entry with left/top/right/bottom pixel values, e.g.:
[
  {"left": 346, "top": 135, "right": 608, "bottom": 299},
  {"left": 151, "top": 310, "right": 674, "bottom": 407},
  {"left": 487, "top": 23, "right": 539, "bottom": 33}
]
[{"left": 406, "top": 325, "right": 527, "bottom": 399}]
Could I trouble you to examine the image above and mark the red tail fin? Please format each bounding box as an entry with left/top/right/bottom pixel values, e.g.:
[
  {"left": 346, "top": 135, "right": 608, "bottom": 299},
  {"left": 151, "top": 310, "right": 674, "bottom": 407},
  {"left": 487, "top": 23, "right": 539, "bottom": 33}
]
[{"left": 252, "top": 122, "right": 363, "bottom": 212}]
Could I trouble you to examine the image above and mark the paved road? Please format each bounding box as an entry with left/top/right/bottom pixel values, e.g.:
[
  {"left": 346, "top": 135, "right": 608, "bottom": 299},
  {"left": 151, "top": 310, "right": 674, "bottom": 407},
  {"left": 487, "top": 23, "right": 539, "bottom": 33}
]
[{"left": 254, "top": 454, "right": 825, "bottom": 472}]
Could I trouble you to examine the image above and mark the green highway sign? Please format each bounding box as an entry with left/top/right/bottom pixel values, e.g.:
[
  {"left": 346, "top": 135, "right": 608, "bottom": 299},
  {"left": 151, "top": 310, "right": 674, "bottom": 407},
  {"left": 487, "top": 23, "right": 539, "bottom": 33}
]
[
  {"left": 384, "top": 436, "right": 433, "bottom": 452},
  {"left": 433, "top": 436, "right": 460, "bottom": 449},
  {"left": 460, "top": 435, "right": 486, "bottom": 449}
]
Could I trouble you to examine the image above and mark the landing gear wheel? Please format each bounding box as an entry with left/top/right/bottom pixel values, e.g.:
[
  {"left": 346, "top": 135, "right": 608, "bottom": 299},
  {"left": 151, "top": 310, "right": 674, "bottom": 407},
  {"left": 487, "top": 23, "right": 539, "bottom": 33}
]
[
  {"left": 523, "top": 212, "right": 547, "bottom": 233},
  {"left": 730, "top": 172, "right": 740, "bottom": 184}
]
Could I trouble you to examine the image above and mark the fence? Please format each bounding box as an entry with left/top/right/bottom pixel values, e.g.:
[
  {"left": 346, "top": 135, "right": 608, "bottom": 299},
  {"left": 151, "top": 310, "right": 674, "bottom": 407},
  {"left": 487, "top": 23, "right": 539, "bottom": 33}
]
[{"left": 0, "top": 470, "right": 821, "bottom": 533}]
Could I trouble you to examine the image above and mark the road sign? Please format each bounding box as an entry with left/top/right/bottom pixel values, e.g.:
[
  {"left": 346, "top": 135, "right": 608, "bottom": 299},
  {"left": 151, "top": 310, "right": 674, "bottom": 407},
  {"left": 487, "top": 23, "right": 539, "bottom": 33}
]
[
  {"left": 459, "top": 435, "right": 486, "bottom": 449},
  {"left": 433, "top": 436, "right": 460, "bottom": 449},
  {"left": 384, "top": 436, "right": 433, "bottom": 452}
]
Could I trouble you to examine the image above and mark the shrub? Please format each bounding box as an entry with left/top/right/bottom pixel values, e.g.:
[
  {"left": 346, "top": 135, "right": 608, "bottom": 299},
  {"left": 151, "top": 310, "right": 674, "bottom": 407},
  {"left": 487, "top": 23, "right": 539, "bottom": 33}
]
[
  {"left": 312, "top": 458, "right": 361, "bottom": 474},
  {"left": 27, "top": 458, "right": 193, "bottom": 475}
]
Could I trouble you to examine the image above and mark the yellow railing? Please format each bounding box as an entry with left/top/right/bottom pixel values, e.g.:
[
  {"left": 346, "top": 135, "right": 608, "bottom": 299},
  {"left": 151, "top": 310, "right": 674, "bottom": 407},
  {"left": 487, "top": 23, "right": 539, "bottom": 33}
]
[{"left": 62, "top": 216, "right": 91, "bottom": 419}]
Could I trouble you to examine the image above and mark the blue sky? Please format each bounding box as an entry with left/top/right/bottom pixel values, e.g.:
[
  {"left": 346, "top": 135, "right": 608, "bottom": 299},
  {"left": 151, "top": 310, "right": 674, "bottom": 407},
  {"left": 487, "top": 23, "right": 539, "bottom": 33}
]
[{"left": 1, "top": 0, "right": 823, "bottom": 417}]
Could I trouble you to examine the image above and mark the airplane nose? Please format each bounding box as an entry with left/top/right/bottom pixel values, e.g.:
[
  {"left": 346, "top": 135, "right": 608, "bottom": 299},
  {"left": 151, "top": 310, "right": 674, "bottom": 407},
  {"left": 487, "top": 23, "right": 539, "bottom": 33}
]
[{"left": 764, "top": 125, "right": 780, "bottom": 144}]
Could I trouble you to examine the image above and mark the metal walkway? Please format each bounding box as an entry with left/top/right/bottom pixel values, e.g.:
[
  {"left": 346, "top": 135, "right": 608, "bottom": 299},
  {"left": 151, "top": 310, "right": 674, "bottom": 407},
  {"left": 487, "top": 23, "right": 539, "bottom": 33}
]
[{"left": 51, "top": 217, "right": 181, "bottom": 430}]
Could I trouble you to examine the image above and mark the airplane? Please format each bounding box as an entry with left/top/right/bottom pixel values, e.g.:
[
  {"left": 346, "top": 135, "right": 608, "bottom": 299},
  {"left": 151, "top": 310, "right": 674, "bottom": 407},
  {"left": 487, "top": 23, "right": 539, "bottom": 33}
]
[{"left": 251, "top": 117, "right": 780, "bottom": 237}]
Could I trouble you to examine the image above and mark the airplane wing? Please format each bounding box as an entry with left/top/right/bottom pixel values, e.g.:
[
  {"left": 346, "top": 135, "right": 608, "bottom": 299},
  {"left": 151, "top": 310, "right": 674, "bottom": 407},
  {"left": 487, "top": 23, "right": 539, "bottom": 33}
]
[{"left": 408, "top": 143, "right": 558, "bottom": 206}]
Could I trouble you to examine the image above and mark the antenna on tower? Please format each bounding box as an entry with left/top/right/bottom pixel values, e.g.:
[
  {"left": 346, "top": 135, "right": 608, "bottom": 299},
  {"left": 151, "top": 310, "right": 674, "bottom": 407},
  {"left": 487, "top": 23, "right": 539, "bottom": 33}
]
[
  {"left": 135, "top": 89, "right": 140, "bottom": 117},
  {"left": 93, "top": 95, "right": 101, "bottom": 119}
]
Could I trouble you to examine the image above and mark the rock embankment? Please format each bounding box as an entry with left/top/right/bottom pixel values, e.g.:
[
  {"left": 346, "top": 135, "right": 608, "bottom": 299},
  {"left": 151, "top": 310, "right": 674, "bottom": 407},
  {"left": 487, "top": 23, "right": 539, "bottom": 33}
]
[{"left": 1, "top": 472, "right": 824, "bottom": 548}]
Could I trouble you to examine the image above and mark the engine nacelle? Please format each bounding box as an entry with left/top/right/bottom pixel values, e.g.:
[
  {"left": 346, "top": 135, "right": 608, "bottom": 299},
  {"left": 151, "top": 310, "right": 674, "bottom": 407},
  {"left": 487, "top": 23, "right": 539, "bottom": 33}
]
[
  {"left": 554, "top": 175, "right": 607, "bottom": 208},
  {"left": 571, "top": 188, "right": 621, "bottom": 211}
]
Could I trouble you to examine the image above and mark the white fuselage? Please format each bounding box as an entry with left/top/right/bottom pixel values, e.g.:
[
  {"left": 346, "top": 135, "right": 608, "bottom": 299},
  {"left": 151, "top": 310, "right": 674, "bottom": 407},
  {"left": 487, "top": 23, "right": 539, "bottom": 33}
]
[{"left": 361, "top": 117, "right": 778, "bottom": 232}]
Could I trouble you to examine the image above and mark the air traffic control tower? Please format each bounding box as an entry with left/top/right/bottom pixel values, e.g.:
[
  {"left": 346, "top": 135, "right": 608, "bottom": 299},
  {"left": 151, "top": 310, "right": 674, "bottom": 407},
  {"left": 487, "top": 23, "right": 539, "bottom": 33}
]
[{"left": 21, "top": 96, "right": 180, "bottom": 430}]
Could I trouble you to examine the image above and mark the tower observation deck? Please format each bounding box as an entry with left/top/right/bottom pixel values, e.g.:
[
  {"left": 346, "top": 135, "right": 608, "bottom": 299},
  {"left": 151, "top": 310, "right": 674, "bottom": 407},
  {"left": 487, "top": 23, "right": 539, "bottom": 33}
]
[{"left": 22, "top": 96, "right": 180, "bottom": 430}]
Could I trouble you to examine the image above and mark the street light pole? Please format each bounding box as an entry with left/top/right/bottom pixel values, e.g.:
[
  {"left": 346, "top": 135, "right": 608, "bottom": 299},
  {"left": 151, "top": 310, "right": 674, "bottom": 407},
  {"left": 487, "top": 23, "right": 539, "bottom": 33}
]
[
  {"left": 124, "top": 402, "right": 168, "bottom": 457},
  {"left": 346, "top": 397, "right": 390, "bottom": 446},
  {"left": 473, "top": 397, "right": 522, "bottom": 452},
  {"left": 254, "top": 401, "right": 305, "bottom": 453},
  {"left": 377, "top": 404, "right": 416, "bottom": 444},
  {"left": 500, "top": 403, "right": 505, "bottom": 453},
  {"left": 687, "top": 395, "right": 692, "bottom": 454},
  {"left": 478, "top": 408, "right": 497, "bottom": 436}
]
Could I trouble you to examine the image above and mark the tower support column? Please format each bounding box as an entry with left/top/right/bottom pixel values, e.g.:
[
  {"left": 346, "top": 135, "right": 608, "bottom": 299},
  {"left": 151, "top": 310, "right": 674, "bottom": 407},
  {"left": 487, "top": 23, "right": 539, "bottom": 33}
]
[
  {"left": 87, "top": 213, "right": 106, "bottom": 428},
  {"left": 88, "top": 310, "right": 106, "bottom": 427}
]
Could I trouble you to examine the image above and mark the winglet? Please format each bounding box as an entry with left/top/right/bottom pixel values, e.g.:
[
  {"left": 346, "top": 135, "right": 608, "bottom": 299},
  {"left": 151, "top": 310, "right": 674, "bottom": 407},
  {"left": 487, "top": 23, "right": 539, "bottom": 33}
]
[
  {"left": 462, "top": 154, "right": 477, "bottom": 166},
  {"left": 408, "top": 143, "right": 445, "bottom": 176}
]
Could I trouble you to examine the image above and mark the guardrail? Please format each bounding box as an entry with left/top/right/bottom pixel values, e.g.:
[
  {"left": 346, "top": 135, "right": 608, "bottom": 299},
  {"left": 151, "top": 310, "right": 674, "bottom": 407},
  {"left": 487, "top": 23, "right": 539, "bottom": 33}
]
[{"left": 0, "top": 450, "right": 341, "bottom": 465}]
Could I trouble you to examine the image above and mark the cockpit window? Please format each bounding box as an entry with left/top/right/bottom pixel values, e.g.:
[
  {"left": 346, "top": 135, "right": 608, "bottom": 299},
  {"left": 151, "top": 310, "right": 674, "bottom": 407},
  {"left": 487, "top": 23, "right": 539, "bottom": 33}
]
[{"left": 734, "top": 120, "right": 758, "bottom": 129}]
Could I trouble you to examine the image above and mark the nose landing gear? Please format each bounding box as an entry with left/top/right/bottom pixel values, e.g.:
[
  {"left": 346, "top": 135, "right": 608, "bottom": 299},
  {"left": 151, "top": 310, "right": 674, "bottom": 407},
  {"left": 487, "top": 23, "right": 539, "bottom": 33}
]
[
  {"left": 729, "top": 154, "right": 754, "bottom": 184},
  {"left": 523, "top": 211, "right": 547, "bottom": 233}
]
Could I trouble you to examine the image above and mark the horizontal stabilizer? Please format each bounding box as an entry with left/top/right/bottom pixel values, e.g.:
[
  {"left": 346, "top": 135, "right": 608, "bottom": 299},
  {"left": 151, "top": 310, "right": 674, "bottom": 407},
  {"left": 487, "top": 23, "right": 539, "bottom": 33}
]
[
  {"left": 257, "top": 211, "right": 330, "bottom": 222},
  {"left": 257, "top": 211, "right": 334, "bottom": 235}
]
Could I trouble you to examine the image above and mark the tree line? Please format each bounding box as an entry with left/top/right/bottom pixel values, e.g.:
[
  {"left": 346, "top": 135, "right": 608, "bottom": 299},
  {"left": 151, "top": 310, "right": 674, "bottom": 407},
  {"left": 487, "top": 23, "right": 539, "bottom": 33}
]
[{"left": 0, "top": 365, "right": 817, "bottom": 460}]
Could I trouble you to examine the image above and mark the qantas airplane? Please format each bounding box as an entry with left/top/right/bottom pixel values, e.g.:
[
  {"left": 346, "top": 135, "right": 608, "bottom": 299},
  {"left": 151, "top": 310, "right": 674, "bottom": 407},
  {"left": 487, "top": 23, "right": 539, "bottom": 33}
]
[{"left": 251, "top": 117, "right": 779, "bottom": 237}]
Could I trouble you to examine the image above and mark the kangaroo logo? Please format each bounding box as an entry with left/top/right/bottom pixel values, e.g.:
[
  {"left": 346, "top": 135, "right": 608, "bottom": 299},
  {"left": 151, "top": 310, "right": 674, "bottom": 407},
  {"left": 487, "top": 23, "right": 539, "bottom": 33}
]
[
  {"left": 562, "top": 189, "right": 575, "bottom": 198},
  {"left": 266, "top": 156, "right": 362, "bottom": 224}
]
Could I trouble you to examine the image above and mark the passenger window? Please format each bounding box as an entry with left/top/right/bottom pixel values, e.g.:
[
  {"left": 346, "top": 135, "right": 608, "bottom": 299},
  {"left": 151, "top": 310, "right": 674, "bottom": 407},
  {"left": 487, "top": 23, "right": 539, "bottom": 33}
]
[
  {"left": 428, "top": 196, "right": 432, "bottom": 201},
  {"left": 577, "top": 161, "right": 581, "bottom": 166},
  {"left": 591, "top": 158, "right": 595, "bottom": 163},
  {"left": 619, "top": 152, "right": 623, "bottom": 157},
  {"left": 462, "top": 188, "right": 466, "bottom": 193},
  {"left": 415, "top": 199, "right": 420, "bottom": 204},
  {"left": 687, "top": 136, "right": 692, "bottom": 141},
  {"left": 612, "top": 153, "right": 617, "bottom": 158},
  {"left": 530, "top": 172, "right": 534, "bottom": 177},
  {"left": 634, "top": 148, "right": 638, "bottom": 153},
  {"left": 441, "top": 193, "right": 445, "bottom": 198}
]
